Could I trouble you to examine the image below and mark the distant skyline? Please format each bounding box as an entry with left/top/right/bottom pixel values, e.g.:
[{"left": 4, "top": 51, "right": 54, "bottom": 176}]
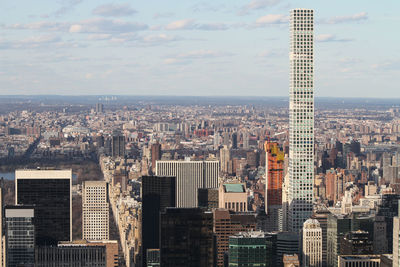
[{"left": 1, "top": 0, "right": 399, "bottom": 97}]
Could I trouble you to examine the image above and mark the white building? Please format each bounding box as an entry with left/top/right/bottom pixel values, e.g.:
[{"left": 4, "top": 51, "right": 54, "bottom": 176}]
[
  {"left": 302, "top": 219, "right": 322, "bottom": 267},
  {"left": 82, "top": 181, "right": 109, "bottom": 241},
  {"left": 155, "top": 160, "right": 219, "bottom": 207},
  {"left": 288, "top": 8, "right": 315, "bottom": 232}
]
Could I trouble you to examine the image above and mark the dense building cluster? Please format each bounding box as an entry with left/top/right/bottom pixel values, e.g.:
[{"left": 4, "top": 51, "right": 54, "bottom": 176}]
[{"left": 1, "top": 8, "right": 400, "bottom": 267}]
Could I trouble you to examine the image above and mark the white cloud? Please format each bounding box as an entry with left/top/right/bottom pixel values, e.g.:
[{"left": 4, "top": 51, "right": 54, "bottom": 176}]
[
  {"left": 179, "top": 49, "right": 233, "bottom": 59},
  {"left": 320, "top": 12, "right": 368, "bottom": 24},
  {"left": 165, "top": 19, "right": 229, "bottom": 31},
  {"left": 239, "top": 0, "right": 282, "bottom": 15},
  {"left": 85, "top": 73, "right": 93, "bottom": 79},
  {"left": 316, "top": 34, "right": 353, "bottom": 42},
  {"left": 69, "top": 24, "right": 82, "bottom": 33},
  {"left": 7, "top": 18, "right": 147, "bottom": 34},
  {"left": 142, "top": 34, "right": 177, "bottom": 43},
  {"left": 257, "top": 49, "right": 283, "bottom": 57},
  {"left": 154, "top": 12, "right": 175, "bottom": 19},
  {"left": 92, "top": 3, "right": 137, "bottom": 17},
  {"left": 316, "top": 34, "right": 334, "bottom": 42},
  {"left": 0, "top": 35, "right": 83, "bottom": 50},
  {"left": 164, "top": 49, "right": 233, "bottom": 65},
  {"left": 87, "top": 34, "right": 112, "bottom": 40},
  {"left": 164, "top": 58, "right": 185, "bottom": 65},
  {"left": 165, "top": 19, "right": 195, "bottom": 30},
  {"left": 68, "top": 18, "right": 147, "bottom": 33},
  {"left": 197, "top": 23, "right": 229, "bottom": 31},
  {"left": 256, "top": 14, "right": 288, "bottom": 25},
  {"left": 7, "top": 21, "right": 69, "bottom": 31}
]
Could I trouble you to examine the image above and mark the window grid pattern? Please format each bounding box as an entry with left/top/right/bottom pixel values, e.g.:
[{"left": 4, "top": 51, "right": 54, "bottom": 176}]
[{"left": 288, "top": 8, "right": 315, "bottom": 232}]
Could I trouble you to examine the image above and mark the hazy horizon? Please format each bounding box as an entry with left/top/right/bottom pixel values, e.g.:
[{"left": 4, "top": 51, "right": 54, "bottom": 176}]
[{"left": 1, "top": 0, "right": 399, "bottom": 97}]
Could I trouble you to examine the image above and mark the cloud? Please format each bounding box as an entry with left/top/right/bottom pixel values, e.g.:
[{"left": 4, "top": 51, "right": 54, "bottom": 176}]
[
  {"left": 6, "top": 21, "right": 70, "bottom": 31},
  {"left": 320, "top": 12, "right": 368, "bottom": 24},
  {"left": 339, "top": 57, "right": 362, "bottom": 65},
  {"left": 49, "top": 0, "right": 83, "bottom": 17},
  {"left": 69, "top": 24, "right": 83, "bottom": 33},
  {"left": 154, "top": 12, "right": 175, "bottom": 19},
  {"left": 191, "top": 3, "right": 230, "bottom": 13},
  {"left": 255, "top": 14, "right": 288, "bottom": 25},
  {"left": 0, "top": 35, "right": 83, "bottom": 50},
  {"left": 316, "top": 34, "right": 353, "bottom": 42},
  {"left": 6, "top": 18, "right": 147, "bottom": 34},
  {"left": 179, "top": 50, "right": 233, "bottom": 59},
  {"left": 371, "top": 60, "right": 400, "bottom": 71},
  {"left": 142, "top": 34, "right": 178, "bottom": 43},
  {"left": 85, "top": 73, "right": 94, "bottom": 79},
  {"left": 68, "top": 18, "right": 147, "bottom": 33},
  {"left": 92, "top": 3, "right": 137, "bottom": 17},
  {"left": 197, "top": 23, "right": 229, "bottom": 31},
  {"left": 165, "top": 19, "right": 195, "bottom": 30},
  {"left": 85, "top": 32, "right": 179, "bottom": 47},
  {"left": 163, "top": 58, "right": 189, "bottom": 65},
  {"left": 165, "top": 19, "right": 229, "bottom": 31},
  {"left": 165, "top": 49, "right": 234, "bottom": 64},
  {"left": 257, "top": 49, "right": 283, "bottom": 58},
  {"left": 239, "top": 0, "right": 282, "bottom": 15},
  {"left": 87, "top": 34, "right": 112, "bottom": 40}
]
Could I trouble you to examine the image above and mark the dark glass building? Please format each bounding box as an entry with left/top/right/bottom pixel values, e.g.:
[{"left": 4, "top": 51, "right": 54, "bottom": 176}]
[
  {"left": 340, "top": 230, "right": 373, "bottom": 255},
  {"left": 15, "top": 169, "right": 72, "bottom": 246},
  {"left": 228, "top": 231, "right": 267, "bottom": 267},
  {"left": 160, "top": 208, "right": 214, "bottom": 267},
  {"left": 112, "top": 131, "right": 125, "bottom": 158},
  {"left": 36, "top": 245, "right": 107, "bottom": 267},
  {"left": 5, "top": 206, "right": 35, "bottom": 267},
  {"left": 327, "top": 213, "right": 374, "bottom": 267},
  {"left": 377, "top": 194, "right": 400, "bottom": 253},
  {"left": 141, "top": 175, "right": 176, "bottom": 265},
  {"left": 198, "top": 188, "right": 219, "bottom": 209}
]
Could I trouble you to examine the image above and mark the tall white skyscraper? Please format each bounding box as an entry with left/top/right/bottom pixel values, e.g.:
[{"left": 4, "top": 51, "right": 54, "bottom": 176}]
[
  {"left": 302, "top": 219, "right": 322, "bottom": 267},
  {"left": 82, "top": 181, "right": 109, "bottom": 241},
  {"left": 288, "top": 8, "right": 314, "bottom": 232},
  {"left": 155, "top": 160, "right": 219, "bottom": 207}
]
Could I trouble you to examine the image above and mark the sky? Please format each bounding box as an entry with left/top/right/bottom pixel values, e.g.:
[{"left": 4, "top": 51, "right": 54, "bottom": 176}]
[{"left": 0, "top": 0, "right": 399, "bottom": 97}]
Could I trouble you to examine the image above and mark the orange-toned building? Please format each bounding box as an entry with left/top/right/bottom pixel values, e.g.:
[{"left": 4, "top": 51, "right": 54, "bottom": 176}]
[
  {"left": 264, "top": 141, "right": 284, "bottom": 231},
  {"left": 213, "top": 209, "right": 257, "bottom": 267}
]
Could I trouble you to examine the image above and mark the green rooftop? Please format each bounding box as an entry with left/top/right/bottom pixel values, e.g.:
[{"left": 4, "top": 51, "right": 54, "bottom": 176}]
[{"left": 224, "top": 184, "right": 245, "bottom": 193}]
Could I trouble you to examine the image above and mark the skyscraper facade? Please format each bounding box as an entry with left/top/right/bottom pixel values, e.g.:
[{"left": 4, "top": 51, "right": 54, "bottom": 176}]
[
  {"left": 393, "top": 216, "right": 400, "bottom": 267},
  {"left": 302, "top": 219, "right": 322, "bottom": 267},
  {"left": 141, "top": 175, "right": 176, "bottom": 265},
  {"left": 151, "top": 142, "right": 161, "bottom": 172},
  {"left": 213, "top": 209, "right": 257, "bottom": 267},
  {"left": 265, "top": 141, "right": 284, "bottom": 231},
  {"left": 160, "top": 208, "right": 214, "bottom": 266},
  {"left": 219, "top": 183, "right": 248, "bottom": 212},
  {"left": 198, "top": 188, "right": 219, "bottom": 209},
  {"left": 15, "top": 169, "right": 72, "bottom": 246},
  {"left": 220, "top": 145, "right": 231, "bottom": 174},
  {"left": 288, "top": 8, "right": 315, "bottom": 232},
  {"left": 5, "top": 206, "right": 35, "bottom": 267},
  {"left": 155, "top": 160, "right": 219, "bottom": 207},
  {"left": 82, "top": 181, "right": 109, "bottom": 241},
  {"left": 228, "top": 231, "right": 268, "bottom": 267},
  {"left": 311, "top": 209, "right": 330, "bottom": 267},
  {"left": 36, "top": 240, "right": 118, "bottom": 267},
  {"left": 111, "top": 131, "right": 125, "bottom": 158}
]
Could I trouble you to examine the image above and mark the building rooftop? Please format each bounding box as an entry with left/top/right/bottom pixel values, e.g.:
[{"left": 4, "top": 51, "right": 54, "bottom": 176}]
[{"left": 223, "top": 183, "right": 245, "bottom": 193}]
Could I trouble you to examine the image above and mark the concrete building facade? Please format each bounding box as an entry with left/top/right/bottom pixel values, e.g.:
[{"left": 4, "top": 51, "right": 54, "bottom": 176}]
[{"left": 82, "top": 181, "right": 109, "bottom": 241}]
